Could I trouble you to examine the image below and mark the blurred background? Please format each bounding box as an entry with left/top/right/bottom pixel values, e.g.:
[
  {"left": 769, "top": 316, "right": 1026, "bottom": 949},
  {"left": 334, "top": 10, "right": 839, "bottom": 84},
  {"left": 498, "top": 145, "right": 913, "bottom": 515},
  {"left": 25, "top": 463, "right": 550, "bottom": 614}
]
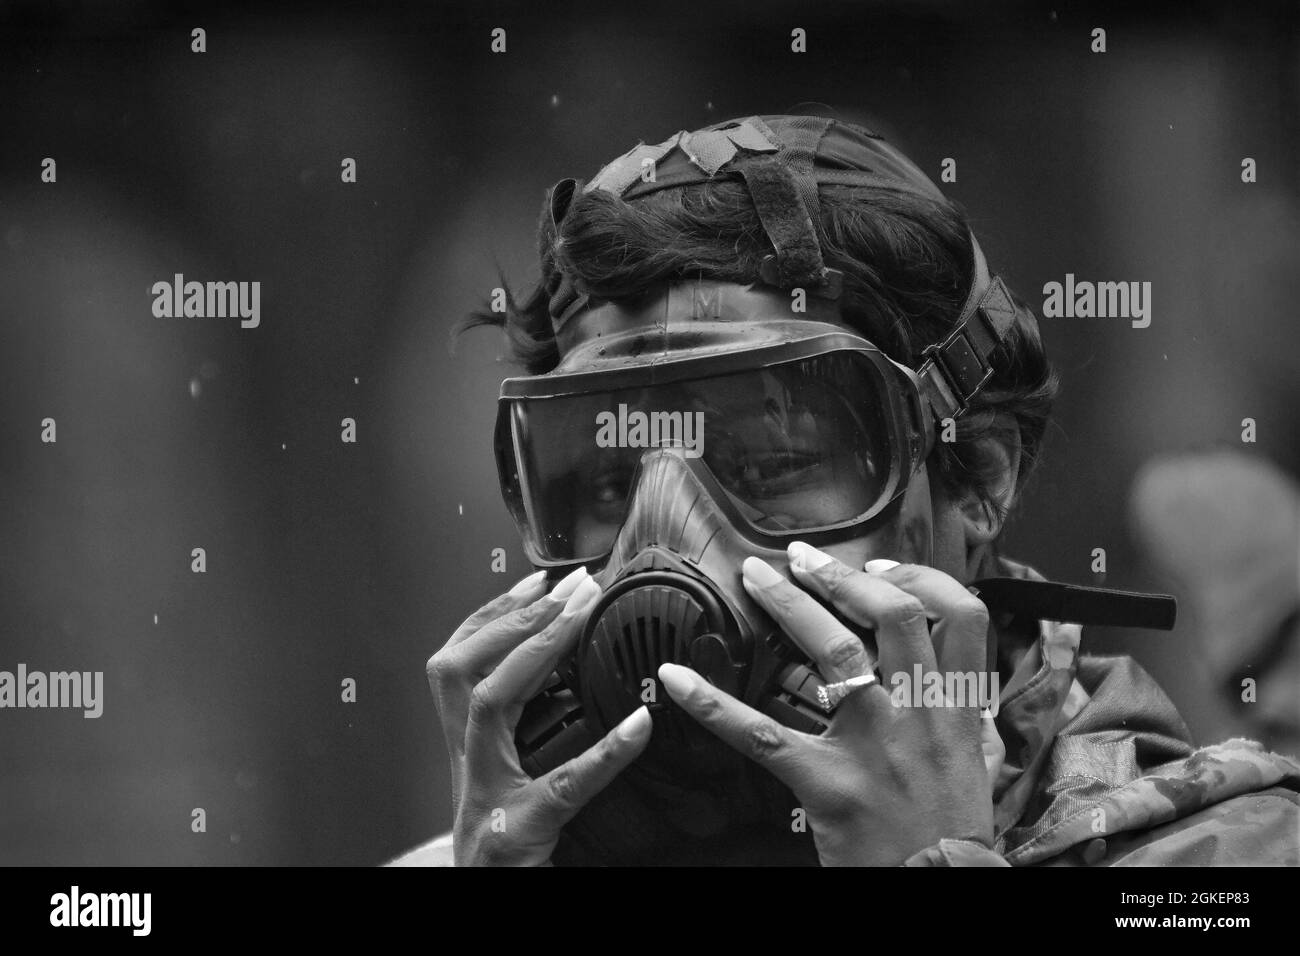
[{"left": 0, "top": 0, "right": 1296, "bottom": 865}]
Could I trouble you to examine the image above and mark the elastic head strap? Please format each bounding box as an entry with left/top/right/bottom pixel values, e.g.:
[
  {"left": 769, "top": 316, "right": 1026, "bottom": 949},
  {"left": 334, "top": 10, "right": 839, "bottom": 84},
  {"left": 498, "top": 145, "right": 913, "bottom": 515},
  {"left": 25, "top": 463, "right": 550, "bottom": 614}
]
[
  {"left": 915, "top": 232, "right": 1022, "bottom": 423},
  {"left": 736, "top": 154, "right": 836, "bottom": 292},
  {"left": 739, "top": 116, "right": 838, "bottom": 294}
]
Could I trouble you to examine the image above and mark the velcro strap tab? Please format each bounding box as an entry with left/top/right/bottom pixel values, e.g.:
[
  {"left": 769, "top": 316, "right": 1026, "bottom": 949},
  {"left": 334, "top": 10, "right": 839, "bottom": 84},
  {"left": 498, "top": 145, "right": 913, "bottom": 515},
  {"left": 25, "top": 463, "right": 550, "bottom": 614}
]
[
  {"left": 978, "top": 276, "right": 1018, "bottom": 340},
  {"left": 737, "top": 156, "right": 827, "bottom": 289}
]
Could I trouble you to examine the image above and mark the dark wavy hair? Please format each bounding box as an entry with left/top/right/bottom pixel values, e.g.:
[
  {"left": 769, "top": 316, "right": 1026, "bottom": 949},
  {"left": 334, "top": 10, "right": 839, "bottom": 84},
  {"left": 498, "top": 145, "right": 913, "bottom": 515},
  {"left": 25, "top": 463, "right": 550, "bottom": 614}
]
[{"left": 464, "top": 178, "right": 1058, "bottom": 522}]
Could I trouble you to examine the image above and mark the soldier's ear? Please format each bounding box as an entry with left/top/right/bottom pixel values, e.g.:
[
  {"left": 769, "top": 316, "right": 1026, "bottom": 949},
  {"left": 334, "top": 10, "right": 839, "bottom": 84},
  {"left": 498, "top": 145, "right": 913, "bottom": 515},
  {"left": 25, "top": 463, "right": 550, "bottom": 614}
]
[{"left": 959, "top": 424, "right": 1022, "bottom": 549}]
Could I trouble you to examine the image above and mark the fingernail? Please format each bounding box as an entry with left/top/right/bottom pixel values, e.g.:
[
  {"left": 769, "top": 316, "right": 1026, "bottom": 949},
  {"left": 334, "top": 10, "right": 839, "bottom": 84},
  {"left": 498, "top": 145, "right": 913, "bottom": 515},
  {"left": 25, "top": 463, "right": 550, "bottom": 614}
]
[
  {"left": 616, "top": 705, "right": 652, "bottom": 742},
  {"left": 741, "top": 556, "right": 784, "bottom": 588},
  {"left": 864, "top": 559, "right": 901, "bottom": 574},
  {"left": 507, "top": 569, "right": 548, "bottom": 597},
  {"left": 787, "top": 541, "right": 833, "bottom": 573},
  {"left": 657, "top": 662, "right": 695, "bottom": 698},
  {"left": 549, "top": 566, "right": 589, "bottom": 602},
  {"left": 561, "top": 575, "right": 601, "bottom": 615}
]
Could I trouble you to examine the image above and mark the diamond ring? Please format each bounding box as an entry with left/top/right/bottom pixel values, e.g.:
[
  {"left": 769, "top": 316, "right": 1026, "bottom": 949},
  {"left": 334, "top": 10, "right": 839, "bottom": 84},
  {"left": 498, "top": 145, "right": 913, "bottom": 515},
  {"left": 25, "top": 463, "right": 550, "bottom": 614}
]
[{"left": 815, "top": 672, "right": 880, "bottom": 711}]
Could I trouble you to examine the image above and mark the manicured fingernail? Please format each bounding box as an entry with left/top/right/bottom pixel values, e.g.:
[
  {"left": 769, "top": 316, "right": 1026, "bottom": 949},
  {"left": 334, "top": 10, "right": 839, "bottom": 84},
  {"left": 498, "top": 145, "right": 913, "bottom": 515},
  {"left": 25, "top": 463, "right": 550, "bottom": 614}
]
[
  {"left": 561, "top": 575, "right": 601, "bottom": 615},
  {"left": 616, "top": 705, "right": 652, "bottom": 742},
  {"left": 741, "top": 556, "right": 784, "bottom": 588},
  {"left": 864, "top": 559, "right": 901, "bottom": 574},
  {"left": 657, "top": 662, "right": 695, "bottom": 698},
  {"left": 549, "top": 566, "right": 589, "bottom": 602},
  {"left": 508, "top": 569, "right": 548, "bottom": 597},
  {"left": 787, "top": 541, "right": 833, "bottom": 573}
]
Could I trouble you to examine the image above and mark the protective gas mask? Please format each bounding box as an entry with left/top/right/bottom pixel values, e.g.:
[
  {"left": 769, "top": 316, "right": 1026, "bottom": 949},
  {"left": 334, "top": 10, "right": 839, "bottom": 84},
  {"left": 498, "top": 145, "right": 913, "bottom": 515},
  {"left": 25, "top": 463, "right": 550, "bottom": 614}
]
[{"left": 497, "top": 278, "right": 946, "bottom": 777}]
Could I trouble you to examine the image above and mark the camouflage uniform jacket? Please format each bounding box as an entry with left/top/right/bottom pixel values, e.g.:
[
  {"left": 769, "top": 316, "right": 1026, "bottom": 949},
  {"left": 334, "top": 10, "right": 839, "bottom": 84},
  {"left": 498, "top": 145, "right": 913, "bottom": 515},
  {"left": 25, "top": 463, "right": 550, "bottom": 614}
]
[{"left": 906, "top": 557, "right": 1300, "bottom": 867}]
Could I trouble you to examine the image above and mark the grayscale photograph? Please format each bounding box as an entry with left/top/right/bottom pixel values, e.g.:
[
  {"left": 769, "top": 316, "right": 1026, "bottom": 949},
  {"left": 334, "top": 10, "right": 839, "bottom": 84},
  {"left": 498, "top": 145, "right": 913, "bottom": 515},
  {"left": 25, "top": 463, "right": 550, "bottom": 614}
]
[{"left": 0, "top": 0, "right": 1296, "bottom": 938}]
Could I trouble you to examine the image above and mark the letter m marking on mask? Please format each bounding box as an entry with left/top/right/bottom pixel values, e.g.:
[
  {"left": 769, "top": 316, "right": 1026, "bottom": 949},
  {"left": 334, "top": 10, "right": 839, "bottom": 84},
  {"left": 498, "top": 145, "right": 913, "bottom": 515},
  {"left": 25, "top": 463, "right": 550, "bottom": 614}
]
[{"left": 691, "top": 285, "right": 722, "bottom": 320}]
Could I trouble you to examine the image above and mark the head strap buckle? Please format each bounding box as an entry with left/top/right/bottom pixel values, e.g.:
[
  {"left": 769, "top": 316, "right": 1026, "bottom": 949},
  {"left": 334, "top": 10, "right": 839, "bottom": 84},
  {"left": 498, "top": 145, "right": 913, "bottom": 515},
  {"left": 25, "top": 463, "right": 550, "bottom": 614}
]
[{"left": 917, "top": 235, "right": 1021, "bottom": 422}]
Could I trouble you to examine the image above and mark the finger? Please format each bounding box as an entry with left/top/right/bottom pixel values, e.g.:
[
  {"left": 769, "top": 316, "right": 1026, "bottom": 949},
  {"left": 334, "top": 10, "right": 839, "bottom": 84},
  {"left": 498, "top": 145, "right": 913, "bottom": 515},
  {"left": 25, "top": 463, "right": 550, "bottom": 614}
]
[
  {"left": 740, "top": 556, "right": 874, "bottom": 684},
  {"left": 443, "top": 568, "right": 554, "bottom": 653},
  {"left": 433, "top": 598, "right": 566, "bottom": 806},
  {"left": 430, "top": 569, "right": 565, "bottom": 819},
  {"left": 523, "top": 706, "right": 654, "bottom": 832},
  {"left": 464, "top": 576, "right": 603, "bottom": 776},
  {"left": 658, "top": 662, "right": 808, "bottom": 789},
  {"left": 481, "top": 575, "right": 602, "bottom": 709},
  {"left": 868, "top": 563, "right": 990, "bottom": 678},
  {"left": 785, "top": 543, "right": 936, "bottom": 679},
  {"left": 429, "top": 567, "right": 588, "bottom": 756},
  {"left": 435, "top": 591, "right": 567, "bottom": 689},
  {"left": 431, "top": 567, "right": 587, "bottom": 697}
]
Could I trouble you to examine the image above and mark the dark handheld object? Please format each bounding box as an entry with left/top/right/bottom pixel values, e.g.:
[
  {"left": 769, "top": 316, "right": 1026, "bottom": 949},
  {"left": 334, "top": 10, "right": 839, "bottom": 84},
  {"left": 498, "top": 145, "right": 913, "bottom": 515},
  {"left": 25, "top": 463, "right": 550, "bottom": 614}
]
[{"left": 970, "top": 577, "right": 1177, "bottom": 675}]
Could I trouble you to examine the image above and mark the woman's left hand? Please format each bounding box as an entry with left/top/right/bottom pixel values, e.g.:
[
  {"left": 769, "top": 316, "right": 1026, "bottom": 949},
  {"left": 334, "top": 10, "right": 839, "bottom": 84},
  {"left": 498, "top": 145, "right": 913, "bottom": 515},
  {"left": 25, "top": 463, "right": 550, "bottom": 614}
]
[{"left": 658, "top": 544, "right": 998, "bottom": 867}]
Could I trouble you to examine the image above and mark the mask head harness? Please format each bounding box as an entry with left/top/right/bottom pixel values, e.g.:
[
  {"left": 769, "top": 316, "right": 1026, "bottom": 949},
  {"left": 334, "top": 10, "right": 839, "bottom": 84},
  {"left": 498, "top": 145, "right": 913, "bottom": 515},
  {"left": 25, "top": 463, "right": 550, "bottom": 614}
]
[{"left": 542, "top": 115, "right": 1022, "bottom": 426}]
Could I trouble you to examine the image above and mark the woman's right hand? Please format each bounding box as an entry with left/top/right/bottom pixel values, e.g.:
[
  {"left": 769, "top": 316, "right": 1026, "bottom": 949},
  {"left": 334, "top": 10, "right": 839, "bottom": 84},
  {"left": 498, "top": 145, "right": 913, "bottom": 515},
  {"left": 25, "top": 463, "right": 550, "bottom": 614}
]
[{"left": 426, "top": 567, "right": 653, "bottom": 866}]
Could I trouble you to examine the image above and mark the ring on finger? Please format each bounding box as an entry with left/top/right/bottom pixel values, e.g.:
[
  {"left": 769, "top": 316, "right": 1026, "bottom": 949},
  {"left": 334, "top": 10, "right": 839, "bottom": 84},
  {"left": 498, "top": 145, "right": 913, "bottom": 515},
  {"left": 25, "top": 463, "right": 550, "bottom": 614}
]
[{"left": 816, "top": 672, "right": 880, "bottom": 712}]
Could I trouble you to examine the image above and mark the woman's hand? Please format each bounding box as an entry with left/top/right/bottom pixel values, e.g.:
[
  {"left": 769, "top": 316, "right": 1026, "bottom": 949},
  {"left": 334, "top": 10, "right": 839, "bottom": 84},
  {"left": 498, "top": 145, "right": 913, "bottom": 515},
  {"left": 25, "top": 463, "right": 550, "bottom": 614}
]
[
  {"left": 427, "top": 567, "right": 653, "bottom": 866},
  {"left": 658, "top": 544, "right": 997, "bottom": 867}
]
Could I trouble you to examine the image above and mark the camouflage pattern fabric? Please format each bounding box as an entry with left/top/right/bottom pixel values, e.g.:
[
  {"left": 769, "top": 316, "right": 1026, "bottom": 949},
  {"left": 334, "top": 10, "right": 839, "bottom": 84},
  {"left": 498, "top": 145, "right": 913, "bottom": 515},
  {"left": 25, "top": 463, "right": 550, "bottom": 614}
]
[{"left": 908, "top": 556, "right": 1300, "bottom": 866}]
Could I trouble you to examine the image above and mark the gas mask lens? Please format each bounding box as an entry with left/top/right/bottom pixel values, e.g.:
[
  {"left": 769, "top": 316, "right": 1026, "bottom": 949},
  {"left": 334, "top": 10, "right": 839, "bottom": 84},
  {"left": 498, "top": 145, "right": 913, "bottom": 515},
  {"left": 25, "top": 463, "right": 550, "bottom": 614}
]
[{"left": 498, "top": 350, "right": 921, "bottom": 562}]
